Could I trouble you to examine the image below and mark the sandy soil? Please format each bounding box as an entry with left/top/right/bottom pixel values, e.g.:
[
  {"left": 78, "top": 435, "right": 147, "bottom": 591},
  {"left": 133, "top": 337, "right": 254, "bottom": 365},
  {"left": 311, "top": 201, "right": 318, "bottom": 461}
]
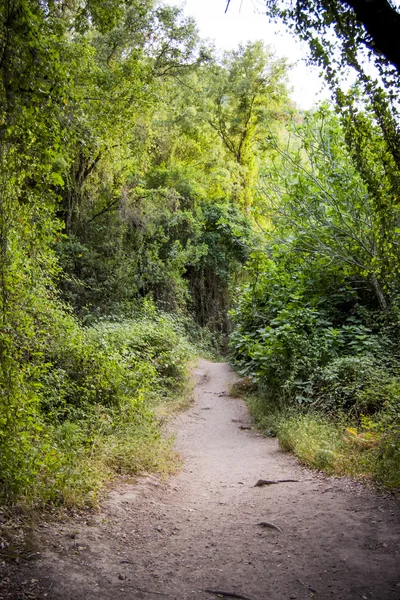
[{"left": 1, "top": 359, "right": 400, "bottom": 600}]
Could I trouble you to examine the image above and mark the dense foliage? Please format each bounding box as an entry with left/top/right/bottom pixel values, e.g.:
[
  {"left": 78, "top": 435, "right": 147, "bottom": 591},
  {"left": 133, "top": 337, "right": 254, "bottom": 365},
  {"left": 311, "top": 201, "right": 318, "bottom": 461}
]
[
  {"left": 0, "top": 0, "right": 288, "bottom": 506},
  {"left": 230, "top": 108, "right": 400, "bottom": 488},
  {"left": 1, "top": 0, "right": 400, "bottom": 507},
  {"left": 226, "top": 0, "right": 400, "bottom": 489},
  {"left": 2, "top": 301, "right": 195, "bottom": 506}
]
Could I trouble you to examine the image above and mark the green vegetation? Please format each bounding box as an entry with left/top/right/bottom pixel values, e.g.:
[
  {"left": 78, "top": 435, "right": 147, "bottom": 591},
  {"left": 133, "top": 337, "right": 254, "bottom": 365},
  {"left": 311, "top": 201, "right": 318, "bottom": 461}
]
[
  {"left": 227, "top": 0, "right": 400, "bottom": 490},
  {"left": 242, "top": 392, "right": 400, "bottom": 489},
  {"left": 1, "top": 300, "right": 195, "bottom": 507},
  {"left": 0, "top": 0, "right": 270, "bottom": 508},
  {"left": 1, "top": 0, "right": 400, "bottom": 511},
  {"left": 230, "top": 107, "right": 400, "bottom": 490}
]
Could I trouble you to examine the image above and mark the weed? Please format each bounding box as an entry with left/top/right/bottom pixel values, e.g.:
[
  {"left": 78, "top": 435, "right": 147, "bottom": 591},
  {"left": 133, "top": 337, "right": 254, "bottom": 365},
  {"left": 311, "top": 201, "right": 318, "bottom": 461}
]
[{"left": 244, "top": 390, "right": 400, "bottom": 490}]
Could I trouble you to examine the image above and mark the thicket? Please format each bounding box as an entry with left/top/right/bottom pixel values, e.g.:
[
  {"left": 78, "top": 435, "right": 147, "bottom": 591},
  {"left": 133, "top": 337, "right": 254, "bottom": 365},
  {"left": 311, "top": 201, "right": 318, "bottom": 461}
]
[
  {"left": 230, "top": 106, "right": 400, "bottom": 489},
  {"left": 1, "top": 299, "right": 196, "bottom": 507},
  {"left": 219, "top": 0, "right": 400, "bottom": 491},
  {"left": 226, "top": 0, "right": 400, "bottom": 489}
]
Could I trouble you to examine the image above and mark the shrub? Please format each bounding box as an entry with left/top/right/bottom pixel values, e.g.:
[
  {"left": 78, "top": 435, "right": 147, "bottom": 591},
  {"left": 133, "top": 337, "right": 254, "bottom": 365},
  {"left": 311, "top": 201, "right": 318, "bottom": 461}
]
[{"left": 0, "top": 299, "right": 195, "bottom": 508}]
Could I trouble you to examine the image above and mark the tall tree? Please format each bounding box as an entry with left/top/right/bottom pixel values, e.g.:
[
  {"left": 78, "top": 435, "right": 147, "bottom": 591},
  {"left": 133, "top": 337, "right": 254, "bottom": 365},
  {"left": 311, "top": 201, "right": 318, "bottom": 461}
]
[
  {"left": 256, "top": 0, "right": 400, "bottom": 79},
  {"left": 202, "top": 41, "right": 290, "bottom": 207}
]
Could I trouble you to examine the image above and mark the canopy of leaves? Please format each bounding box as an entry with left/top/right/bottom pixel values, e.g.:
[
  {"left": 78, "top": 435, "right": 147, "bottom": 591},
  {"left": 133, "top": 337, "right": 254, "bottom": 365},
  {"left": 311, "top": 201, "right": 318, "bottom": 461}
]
[{"left": 262, "top": 0, "right": 400, "bottom": 83}]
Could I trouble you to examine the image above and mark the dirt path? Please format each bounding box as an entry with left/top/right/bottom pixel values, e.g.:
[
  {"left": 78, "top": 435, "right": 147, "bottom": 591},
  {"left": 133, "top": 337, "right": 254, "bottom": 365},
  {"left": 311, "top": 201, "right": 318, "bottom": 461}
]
[{"left": 2, "top": 360, "right": 400, "bottom": 600}]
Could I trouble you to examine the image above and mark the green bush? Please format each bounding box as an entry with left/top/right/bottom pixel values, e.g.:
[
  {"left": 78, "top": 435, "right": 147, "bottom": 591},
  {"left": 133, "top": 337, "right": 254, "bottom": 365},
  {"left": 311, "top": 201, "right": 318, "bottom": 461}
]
[
  {"left": 309, "top": 355, "right": 380, "bottom": 412},
  {"left": 88, "top": 311, "right": 195, "bottom": 395},
  {"left": 0, "top": 299, "right": 195, "bottom": 508},
  {"left": 230, "top": 254, "right": 397, "bottom": 415}
]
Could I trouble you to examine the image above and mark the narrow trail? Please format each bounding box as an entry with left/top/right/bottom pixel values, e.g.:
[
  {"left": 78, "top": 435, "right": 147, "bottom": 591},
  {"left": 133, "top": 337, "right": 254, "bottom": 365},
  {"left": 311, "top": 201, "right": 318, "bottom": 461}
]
[{"left": 3, "top": 360, "right": 400, "bottom": 599}]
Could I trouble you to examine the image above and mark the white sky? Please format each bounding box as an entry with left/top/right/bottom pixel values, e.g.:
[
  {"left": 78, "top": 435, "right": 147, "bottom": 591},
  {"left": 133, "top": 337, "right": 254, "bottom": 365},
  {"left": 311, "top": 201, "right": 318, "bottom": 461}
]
[{"left": 163, "top": 0, "right": 332, "bottom": 109}]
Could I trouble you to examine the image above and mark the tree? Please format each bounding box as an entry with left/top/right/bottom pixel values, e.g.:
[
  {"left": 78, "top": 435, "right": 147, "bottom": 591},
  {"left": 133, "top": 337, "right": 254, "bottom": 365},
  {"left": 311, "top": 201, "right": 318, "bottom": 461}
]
[
  {"left": 251, "top": 0, "right": 400, "bottom": 311},
  {"left": 52, "top": 3, "right": 206, "bottom": 234},
  {"left": 256, "top": 0, "right": 400, "bottom": 80},
  {"left": 248, "top": 0, "right": 400, "bottom": 176},
  {"left": 202, "top": 41, "right": 290, "bottom": 207},
  {"left": 259, "top": 106, "right": 399, "bottom": 310},
  {"left": 339, "top": 0, "right": 400, "bottom": 72}
]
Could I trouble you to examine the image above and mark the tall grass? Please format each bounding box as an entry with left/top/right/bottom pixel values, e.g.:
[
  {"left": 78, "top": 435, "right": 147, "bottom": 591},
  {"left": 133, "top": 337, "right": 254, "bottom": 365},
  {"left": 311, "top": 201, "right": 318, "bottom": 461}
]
[{"left": 243, "top": 390, "right": 400, "bottom": 491}]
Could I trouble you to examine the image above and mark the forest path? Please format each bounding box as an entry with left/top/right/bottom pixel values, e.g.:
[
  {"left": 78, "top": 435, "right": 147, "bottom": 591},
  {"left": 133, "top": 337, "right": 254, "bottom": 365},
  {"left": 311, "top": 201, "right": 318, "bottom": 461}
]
[{"left": 4, "top": 359, "right": 400, "bottom": 600}]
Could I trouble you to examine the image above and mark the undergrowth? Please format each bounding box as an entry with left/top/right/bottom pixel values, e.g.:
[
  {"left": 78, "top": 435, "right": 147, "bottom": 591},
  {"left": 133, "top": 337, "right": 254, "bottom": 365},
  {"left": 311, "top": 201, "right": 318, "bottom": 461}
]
[
  {"left": 0, "top": 300, "right": 197, "bottom": 510},
  {"left": 241, "top": 390, "right": 400, "bottom": 491}
]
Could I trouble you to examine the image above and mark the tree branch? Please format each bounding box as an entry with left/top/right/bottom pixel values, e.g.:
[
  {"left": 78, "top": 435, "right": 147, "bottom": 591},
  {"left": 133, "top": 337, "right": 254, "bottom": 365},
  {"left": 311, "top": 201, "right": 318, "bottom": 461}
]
[
  {"left": 340, "top": 0, "right": 400, "bottom": 71},
  {"left": 87, "top": 198, "right": 120, "bottom": 222}
]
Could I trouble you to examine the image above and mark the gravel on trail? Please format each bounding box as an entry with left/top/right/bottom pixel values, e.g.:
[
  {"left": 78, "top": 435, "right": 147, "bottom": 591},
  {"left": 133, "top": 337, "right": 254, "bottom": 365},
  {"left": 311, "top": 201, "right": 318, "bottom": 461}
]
[{"left": 1, "top": 359, "right": 400, "bottom": 600}]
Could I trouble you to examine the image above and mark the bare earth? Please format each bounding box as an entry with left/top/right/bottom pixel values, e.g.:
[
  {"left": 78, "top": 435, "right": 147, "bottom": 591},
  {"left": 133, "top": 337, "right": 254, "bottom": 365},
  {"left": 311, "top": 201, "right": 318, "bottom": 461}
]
[{"left": 1, "top": 360, "right": 400, "bottom": 600}]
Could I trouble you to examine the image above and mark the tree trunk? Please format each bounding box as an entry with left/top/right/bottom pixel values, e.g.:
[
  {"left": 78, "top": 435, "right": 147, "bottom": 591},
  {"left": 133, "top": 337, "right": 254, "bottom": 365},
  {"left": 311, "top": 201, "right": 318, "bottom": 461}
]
[{"left": 371, "top": 272, "right": 388, "bottom": 311}]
